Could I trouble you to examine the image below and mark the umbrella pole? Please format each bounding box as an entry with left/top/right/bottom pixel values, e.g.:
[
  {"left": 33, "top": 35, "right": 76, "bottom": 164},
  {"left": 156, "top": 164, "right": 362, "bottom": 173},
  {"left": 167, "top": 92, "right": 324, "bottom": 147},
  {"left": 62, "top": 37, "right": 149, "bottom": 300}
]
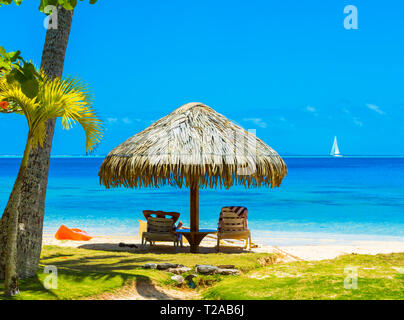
[{"left": 190, "top": 183, "right": 199, "bottom": 253}]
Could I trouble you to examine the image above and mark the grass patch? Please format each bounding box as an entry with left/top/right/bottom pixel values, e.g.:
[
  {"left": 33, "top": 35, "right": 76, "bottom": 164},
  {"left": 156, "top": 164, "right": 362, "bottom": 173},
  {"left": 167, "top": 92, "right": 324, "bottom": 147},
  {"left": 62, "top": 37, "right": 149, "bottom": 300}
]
[
  {"left": 0, "top": 245, "right": 270, "bottom": 300},
  {"left": 203, "top": 253, "right": 404, "bottom": 300},
  {"left": 0, "top": 268, "right": 129, "bottom": 300},
  {"left": 1, "top": 246, "right": 403, "bottom": 300}
]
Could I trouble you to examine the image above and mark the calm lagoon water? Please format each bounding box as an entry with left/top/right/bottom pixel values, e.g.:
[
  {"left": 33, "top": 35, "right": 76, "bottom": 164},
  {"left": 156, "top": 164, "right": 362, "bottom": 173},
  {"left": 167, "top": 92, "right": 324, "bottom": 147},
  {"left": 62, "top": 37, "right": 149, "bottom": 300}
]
[{"left": 0, "top": 157, "right": 403, "bottom": 245}]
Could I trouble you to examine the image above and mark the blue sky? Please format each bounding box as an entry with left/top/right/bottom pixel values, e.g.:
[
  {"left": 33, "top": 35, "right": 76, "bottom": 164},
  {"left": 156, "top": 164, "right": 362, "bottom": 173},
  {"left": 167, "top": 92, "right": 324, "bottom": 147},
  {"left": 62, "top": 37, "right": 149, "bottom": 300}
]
[{"left": 1, "top": 0, "right": 403, "bottom": 156}]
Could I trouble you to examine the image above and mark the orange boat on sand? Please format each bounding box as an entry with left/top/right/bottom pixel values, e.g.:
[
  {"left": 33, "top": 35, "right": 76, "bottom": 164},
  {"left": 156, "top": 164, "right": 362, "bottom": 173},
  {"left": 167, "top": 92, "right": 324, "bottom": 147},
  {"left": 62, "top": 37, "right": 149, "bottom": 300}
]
[{"left": 55, "top": 224, "right": 93, "bottom": 241}]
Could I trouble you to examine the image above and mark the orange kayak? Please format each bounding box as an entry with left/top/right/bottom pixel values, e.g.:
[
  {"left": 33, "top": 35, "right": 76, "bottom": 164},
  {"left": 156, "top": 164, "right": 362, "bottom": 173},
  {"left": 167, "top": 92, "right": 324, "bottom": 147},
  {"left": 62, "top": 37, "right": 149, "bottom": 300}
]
[{"left": 55, "top": 225, "right": 93, "bottom": 241}]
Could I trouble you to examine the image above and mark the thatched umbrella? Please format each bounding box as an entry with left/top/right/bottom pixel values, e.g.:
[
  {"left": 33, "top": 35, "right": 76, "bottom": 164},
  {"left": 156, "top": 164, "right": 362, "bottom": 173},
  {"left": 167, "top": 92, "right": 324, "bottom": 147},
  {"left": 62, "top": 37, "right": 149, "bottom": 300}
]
[{"left": 99, "top": 102, "right": 287, "bottom": 252}]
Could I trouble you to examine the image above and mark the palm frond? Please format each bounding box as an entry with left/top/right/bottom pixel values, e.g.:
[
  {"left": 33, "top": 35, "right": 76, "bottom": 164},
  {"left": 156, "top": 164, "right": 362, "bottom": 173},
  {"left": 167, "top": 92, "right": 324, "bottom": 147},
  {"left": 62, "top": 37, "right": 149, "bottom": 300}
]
[
  {"left": 1, "top": 68, "right": 103, "bottom": 153},
  {"left": 33, "top": 76, "right": 103, "bottom": 153},
  {"left": 0, "top": 77, "right": 38, "bottom": 129}
]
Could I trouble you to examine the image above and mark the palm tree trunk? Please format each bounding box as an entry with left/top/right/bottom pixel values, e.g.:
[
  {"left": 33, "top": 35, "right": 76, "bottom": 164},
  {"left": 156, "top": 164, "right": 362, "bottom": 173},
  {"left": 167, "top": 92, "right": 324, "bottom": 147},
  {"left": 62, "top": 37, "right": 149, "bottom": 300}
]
[
  {"left": 0, "top": 7, "right": 74, "bottom": 279},
  {"left": 4, "top": 136, "right": 32, "bottom": 296}
]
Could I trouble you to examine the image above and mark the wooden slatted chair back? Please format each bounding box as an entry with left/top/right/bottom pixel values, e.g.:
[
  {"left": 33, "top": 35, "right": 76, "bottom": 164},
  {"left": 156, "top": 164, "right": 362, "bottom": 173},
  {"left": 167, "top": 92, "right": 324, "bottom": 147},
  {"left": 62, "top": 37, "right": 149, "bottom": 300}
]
[
  {"left": 221, "top": 208, "right": 246, "bottom": 232},
  {"left": 147, "top": 217, "right": 174, "bottom": 233}
]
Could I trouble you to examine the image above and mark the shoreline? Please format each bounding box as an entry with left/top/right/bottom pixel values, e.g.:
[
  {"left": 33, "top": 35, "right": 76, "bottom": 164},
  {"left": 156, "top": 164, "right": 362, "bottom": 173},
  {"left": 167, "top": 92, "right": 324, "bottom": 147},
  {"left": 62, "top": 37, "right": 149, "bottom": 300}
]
[{"left": 252, "top": 230, "right": 404, "bottom": 246}]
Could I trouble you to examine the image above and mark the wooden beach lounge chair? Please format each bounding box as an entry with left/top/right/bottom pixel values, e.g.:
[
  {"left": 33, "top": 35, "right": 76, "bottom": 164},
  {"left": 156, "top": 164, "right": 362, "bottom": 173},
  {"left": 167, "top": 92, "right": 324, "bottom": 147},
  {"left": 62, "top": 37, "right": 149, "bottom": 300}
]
[
  {"left": 141, "top": 217, "right": 181, "bottom": 248},
  {"left": 217, "top": 206, "right": 251, "bottom": 251},
  {"left": 141, "top": 210, "right": 183, "bottom": 248}
]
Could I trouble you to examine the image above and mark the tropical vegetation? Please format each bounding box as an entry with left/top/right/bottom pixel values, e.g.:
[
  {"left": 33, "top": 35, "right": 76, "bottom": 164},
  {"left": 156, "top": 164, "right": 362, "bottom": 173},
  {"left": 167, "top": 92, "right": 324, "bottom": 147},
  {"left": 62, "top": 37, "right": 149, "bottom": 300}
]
[
  {"left": 0, "top": 48, "right": 102, "bottom": 295},
  {"left": 0, "top": 0, "right": 98, "bottom": 285}
]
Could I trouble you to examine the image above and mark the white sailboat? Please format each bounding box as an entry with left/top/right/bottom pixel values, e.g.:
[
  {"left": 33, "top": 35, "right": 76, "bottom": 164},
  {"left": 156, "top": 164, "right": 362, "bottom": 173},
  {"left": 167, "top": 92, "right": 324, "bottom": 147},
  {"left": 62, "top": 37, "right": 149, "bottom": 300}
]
[{"left": 330, "top": 136, "right": 342, "bottom": 157}]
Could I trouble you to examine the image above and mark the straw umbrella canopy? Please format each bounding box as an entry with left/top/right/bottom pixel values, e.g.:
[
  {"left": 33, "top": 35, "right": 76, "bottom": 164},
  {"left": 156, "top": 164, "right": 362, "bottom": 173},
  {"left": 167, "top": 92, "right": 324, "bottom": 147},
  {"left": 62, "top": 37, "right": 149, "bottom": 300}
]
[{"left": 99, "top": 102, "right": 287, "bottom": 251}]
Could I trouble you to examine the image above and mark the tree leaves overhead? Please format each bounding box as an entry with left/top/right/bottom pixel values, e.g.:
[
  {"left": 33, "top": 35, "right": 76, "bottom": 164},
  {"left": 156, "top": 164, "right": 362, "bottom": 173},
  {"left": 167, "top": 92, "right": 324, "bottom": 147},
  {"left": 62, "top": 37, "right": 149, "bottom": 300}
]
[
  {"left": 0, "top": 47, "right": 42, "bottom": 99},
  {"left": 39, "top": 0, "right": 98, "bottom": 12},
  {"left": 0, "top": 0, "right": 97, "bottom": 11},
  {"left": 0, "top": 0, "right": 22, "bottom": 6},
  {"left": 0, "top": 45, "right": 22, "bottom": 72},
  {"left": 7, "top": 62, "right": 42, "bottom": 99}
]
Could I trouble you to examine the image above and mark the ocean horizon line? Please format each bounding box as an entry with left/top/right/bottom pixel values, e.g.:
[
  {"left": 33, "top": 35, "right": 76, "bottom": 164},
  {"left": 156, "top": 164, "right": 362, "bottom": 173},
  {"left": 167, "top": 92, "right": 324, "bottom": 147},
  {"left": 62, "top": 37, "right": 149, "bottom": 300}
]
[{"left": 1, "top": 154, "right": 404, "bottom": 159}]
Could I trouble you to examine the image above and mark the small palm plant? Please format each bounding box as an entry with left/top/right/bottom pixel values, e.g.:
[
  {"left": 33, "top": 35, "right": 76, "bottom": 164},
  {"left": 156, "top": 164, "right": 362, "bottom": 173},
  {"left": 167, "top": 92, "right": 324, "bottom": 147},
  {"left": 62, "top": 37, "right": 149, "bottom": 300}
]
[{"left": 0, "top": 66, "right": 103, "bottom": 296}]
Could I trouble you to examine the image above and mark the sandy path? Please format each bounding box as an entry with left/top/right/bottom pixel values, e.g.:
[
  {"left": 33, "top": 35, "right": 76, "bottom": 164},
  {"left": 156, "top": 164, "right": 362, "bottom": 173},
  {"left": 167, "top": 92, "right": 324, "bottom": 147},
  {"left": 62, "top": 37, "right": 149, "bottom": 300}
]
[{"left": 89, "top": 281, "right": 200, "bottom": 300}]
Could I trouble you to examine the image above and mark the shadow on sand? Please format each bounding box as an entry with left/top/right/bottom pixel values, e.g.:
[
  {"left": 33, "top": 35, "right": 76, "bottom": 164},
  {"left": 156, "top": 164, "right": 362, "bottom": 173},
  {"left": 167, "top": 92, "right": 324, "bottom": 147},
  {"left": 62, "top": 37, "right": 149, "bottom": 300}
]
[{"left": 78, "top": 242, "right": 251, "bottom": 255}]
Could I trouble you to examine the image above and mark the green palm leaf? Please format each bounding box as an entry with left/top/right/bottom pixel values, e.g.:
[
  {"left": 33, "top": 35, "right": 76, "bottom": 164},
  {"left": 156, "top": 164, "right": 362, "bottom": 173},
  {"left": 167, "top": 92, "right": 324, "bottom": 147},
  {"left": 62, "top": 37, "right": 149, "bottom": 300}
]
[{"left": 0, "top": 68, "right": 103, "bottom": 153}]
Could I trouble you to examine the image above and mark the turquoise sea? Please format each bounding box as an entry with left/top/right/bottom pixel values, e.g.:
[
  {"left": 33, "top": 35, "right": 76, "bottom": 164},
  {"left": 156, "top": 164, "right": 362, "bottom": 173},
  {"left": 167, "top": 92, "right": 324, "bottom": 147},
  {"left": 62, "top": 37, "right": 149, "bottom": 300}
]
[{"left": 0, "top": 157, "right": 404, "bottom": 246}]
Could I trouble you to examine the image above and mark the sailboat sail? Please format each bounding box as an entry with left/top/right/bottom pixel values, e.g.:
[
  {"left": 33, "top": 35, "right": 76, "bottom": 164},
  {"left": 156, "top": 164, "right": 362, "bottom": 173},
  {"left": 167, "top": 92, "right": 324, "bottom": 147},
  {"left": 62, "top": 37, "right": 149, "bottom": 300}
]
[{"left": 330, "top": 136, "right": 342, "bottom": 157}]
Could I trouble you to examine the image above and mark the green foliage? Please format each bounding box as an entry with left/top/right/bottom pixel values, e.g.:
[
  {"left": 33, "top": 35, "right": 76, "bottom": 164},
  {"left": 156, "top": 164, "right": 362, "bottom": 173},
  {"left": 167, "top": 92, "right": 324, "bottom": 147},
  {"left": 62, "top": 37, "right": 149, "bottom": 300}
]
[
  {"left": 0, "top": 46, "right": 42, "bottom": 99},
  {"left": 1, "top": 46, "right": 103, "bottom": 152},
  {"left": 0, "top": 0, "right": 23, "bottom": 7},
  {"left": 39, "top": 0, "right": 98, "bottom": 12},
  {"left": 0, "top": 66, "right": 103, "bottom": 153},
  {"left": 0, "top": 46, "right": 22, "bottom": 72},
  {"left": 0, "top": 0, "right": 97, "bottom": 11},
  {"left": 6, "top": 61, "right": 42, "bottom": 99}
]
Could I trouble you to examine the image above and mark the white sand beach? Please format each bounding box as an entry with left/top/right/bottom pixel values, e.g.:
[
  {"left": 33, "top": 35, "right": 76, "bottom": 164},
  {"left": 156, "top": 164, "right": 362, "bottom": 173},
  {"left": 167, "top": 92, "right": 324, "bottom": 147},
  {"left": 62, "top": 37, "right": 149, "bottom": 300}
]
[{"left": 42, "top": 234, "right": 404, "bottom": 262}]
